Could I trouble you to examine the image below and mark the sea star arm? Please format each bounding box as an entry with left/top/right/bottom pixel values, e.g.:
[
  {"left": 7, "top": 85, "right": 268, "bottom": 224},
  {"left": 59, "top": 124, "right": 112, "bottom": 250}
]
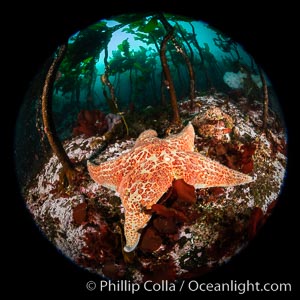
[
  {"left": 118, "top": 162, "right": 174, "bottom": 252},
  {"left": 172, "top": 151, "right": 253, "bottom": 188},
  {"left": 123, "top": 210, "right": 152, "bottom": 252},
  {"left": 165, "top": 122, "right": 195, "bottom": 152},
  {"left": 133, "top": 129, "right": 158, "bottom": 149},
  {"left": 87, "top": 152, "right": 131, "bottom": 191}
]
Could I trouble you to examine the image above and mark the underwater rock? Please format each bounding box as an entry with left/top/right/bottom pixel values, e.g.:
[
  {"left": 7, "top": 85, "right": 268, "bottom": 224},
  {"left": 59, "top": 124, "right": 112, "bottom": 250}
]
[
  {"left": 192, "top": 106, "right": 234, "bottom": 141},
  {"left": 21, "top": 94, "right": 286, "bottom": 283}
]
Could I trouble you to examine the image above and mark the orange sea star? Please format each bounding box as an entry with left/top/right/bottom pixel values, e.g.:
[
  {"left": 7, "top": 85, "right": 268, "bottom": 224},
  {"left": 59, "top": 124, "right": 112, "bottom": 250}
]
[{"left": 87, "top": 123, "right": 253, "bottom": 252}]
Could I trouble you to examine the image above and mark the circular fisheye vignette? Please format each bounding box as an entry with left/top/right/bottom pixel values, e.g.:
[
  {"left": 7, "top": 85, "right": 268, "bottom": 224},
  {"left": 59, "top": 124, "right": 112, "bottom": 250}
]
[{"left": 15, "top": 12, "right": 287, "bottom": 282}]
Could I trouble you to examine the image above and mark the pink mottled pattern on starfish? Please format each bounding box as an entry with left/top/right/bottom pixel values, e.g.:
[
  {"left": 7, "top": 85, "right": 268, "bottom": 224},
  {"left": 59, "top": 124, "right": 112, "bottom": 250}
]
[{"left": 88, "top": 123, "right": 253, "bottom": 252}]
